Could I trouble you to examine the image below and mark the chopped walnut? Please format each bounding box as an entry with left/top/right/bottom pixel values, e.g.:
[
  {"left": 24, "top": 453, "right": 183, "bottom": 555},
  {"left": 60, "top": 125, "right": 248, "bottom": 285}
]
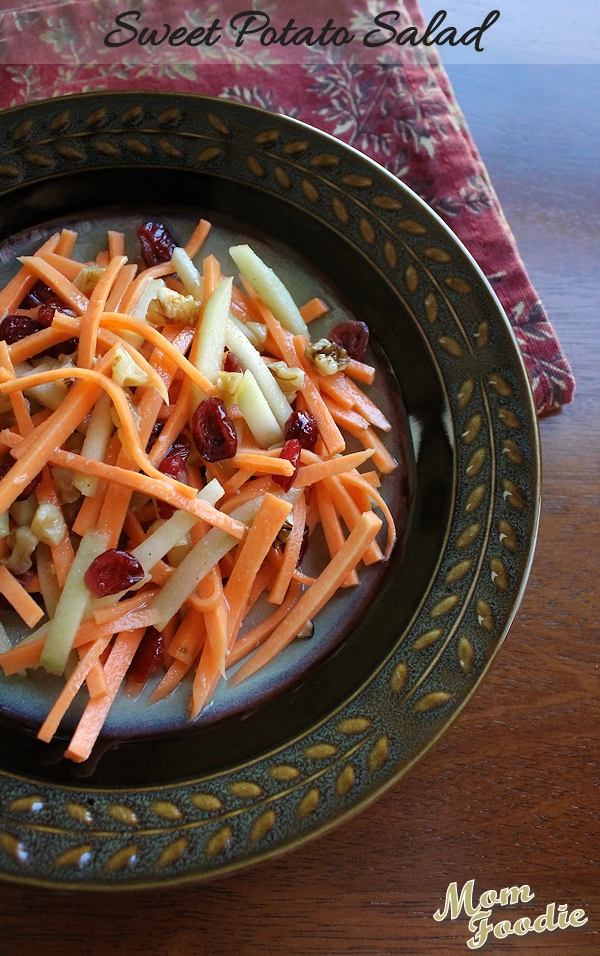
[
  {"left": 268, "top": 361, "right": 305, "bottom": 396},
  {"left": 215, "top": 371, "right": 244, "bottom": 403},
  {"left": 305, "top": 338, "right": 349, "bottom": 376},
  {"left": 112, "top": 347, "right": 150, "bottom": 389},
  {"left": 147, "top": 287, "right": 200, "bottom": 325},
  {"left": 73, "top": 265, "right": 105, "bottom": 296}
]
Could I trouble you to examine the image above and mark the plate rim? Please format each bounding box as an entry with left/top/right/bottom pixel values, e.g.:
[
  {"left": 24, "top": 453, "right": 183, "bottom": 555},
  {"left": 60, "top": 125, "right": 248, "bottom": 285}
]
[{"left": 0, "top": 90, "right": 541, "bottom": 890}]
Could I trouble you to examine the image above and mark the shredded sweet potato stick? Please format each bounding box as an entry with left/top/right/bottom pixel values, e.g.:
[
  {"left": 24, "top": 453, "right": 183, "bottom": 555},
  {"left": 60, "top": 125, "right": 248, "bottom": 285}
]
[
  {"left": 166, "top": 607, "right": 206, "bottom": 665},
  {"left": 231, "top": 452, "right": 294, "bottom": 477},
  {"left": 0, "top": 363, "right": 192, "bottom": 492},
  {"left": 0, "top": 341, "right": 32, "bottom": 437},
  {"left": 119, "top": 262, "right": 175, "bottom": 314},
  {"left": 37, "top": 633, "right": 114, "bottom": 743},
  {"left": 203, "top": 575, "right": 228, "bottom": 677},
  {"left": 0, "top": 234, "right": 60, "bottom": 318},
  {"left": 7, "top": 325, "right": 74, "bottom": 364},
  {"left": 39, "top": 251, "right": 83, "bottom": 282},
  {"left": 189, "top": 639, "right": 220, "bottom": 720},
  {"left": 184, "top": 219, "right": 211, "bottom": 259},
  {"left": 339, "top": 471, "right": 397, "bottom": 560},
  {"left": 149, "top": 651, "right": 201, "bottom": 705},
  {"left": 77, "top": 254, "right": 128, "bottom": 368},
  {"left": 0, "top": 348, "right": 113, "bottom": 505},
  {"left": 223, "top": 493, "right": 293, "bottom": 647},
  {"left": 65, "top": 628, "right": 147, "bottom": 763},
  {"left": 299, "top": 297, "right": 328, "bottom": 323},
  {"left": 313, "top": 482, "right": 359, "bottom": 587},
  {"left": 295, "top": 448, "right": 375, "bottom": 487},
  {"left": 104, "top": 263, "right": 137, "bottom": 312},
  {"left": 322, "top": 475, "right": 384, "bottom": 566},
  {"left": 16, "top": 256, "right": 90, "bottom": 314},
  {"left": 343, "top": 359, "right": 376, "bottom": 385},
  {"left": 0, "top": 565, "right": 44, "bottom": 628},
  {"left": 98, "top": 312, "right": 215, "bottom": 395},
  {"left": 227, "top": 580, "right": 302, "bottom": 669},
  {"left": 230, "top": 511, "right": 382, "bottom": 685},
  {"left": 269, "top": 494, "right": 307, "bottom": 605},
  {"left": 55, "top": 229, "right": 77, "bottom": 257},
  {"left": 92, "top": 587, "right": 160, "bottom": 626},
  {"left": 108, "top": 231, "right": 126, "bottom": 258}
]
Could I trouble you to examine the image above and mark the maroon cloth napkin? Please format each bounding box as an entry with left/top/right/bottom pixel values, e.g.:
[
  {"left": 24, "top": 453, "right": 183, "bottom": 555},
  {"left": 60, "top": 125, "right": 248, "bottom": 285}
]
[{"left": 0, "top": 1, "right": 575, "bottom": 415}]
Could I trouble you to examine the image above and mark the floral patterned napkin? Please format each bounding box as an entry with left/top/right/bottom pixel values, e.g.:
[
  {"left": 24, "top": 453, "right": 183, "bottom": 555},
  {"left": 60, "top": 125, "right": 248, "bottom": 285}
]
[{"left": 0, "top": 0, "right": 575, "bottom": 414}]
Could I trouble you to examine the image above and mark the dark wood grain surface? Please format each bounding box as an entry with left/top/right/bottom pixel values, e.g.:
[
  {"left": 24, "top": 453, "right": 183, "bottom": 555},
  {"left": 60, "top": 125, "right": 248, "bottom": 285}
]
[{"left": 0, "top": 65, "right": 597, "bottom": 955}]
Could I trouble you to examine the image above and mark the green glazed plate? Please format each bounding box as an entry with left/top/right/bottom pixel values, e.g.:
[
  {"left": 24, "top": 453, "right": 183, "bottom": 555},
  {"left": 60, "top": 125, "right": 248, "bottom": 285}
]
[{"left": 0, "top": 92, "right": 540, "bottom": 890}]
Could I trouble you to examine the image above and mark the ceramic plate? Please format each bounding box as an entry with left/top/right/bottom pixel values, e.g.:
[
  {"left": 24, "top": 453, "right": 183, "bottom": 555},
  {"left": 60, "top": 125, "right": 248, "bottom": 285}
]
[{"left": 0, "top": 92, "right": 540, "bottom": 890}]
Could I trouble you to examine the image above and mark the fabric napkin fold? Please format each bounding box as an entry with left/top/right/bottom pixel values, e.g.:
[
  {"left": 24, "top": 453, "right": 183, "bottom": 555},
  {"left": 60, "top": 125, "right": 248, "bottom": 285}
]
[{"left": 0, "top": 0, "right": 575, "bottom": 415}]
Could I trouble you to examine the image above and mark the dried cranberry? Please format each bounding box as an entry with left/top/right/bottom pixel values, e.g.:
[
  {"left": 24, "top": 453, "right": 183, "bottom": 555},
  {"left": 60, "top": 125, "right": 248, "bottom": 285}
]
[
  {"left": 127, "top": 626, "right": 165, "bottom": 684},
  {"left": 19, "top": 280, "right": 58, "bottom": 309},
  {"left": 84, "top": 549, "right": 144, "bottom": 597},
  {"left": 192, "top": 397, "right": 237, "bottom": 462},
  {"left": 157, "top": 452, "right": 188, "bottom": 519},
  {"left": 37, "top": 301, "right": 77, "bottom": 324},
  {"left": 167, "top": 436, "right": 190, "bottom": 462},
  {"left": 0, "top": 313, "right": 45, "bottom": 344},
  {"left": 328, "top": 320, "right": 369, "bottom": 362},
  {"left": 297, "top": 525, "right": 310, "bottom": 566},
  {"left": 224, "top": 350, "right": 243, "bottom": 373},
  {"left": 0, "top": 457, "right": 41, "bottom": 500},
  {"left": 284, "top": 410, "right": 319, "bottom": 451},
  {"left": 0, "top": 304, "right": 78, "bottom": 356},
  {"left": 273, "top": 439, "right": 301, "bottom": 493},
  {"left": 40, "top": 301, "right": 78, "bottom": 356},
  {"left": 34, "top": 305, "right": 55, "bottom": 328},
  {"left": 146, "top": 421, "right": 164, "bottom": 453},
  {"left": 137, "top": 222, "right": 178, "bottom": 268},
  {"left": 44, "top": 337, "right": 79, "bottom": 359}
]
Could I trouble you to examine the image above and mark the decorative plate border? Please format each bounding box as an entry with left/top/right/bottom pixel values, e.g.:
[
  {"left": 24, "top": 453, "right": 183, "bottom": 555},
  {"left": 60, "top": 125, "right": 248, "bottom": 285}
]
[{"left": 0, "top": 93, "right": 540, "bottom": 889}]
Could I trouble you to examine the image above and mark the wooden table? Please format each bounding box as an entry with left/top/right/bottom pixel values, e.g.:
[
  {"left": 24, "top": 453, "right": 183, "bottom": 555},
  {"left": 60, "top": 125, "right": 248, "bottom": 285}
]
[{"left": 0, "top": 65, "right": 598, "bottom": 955}]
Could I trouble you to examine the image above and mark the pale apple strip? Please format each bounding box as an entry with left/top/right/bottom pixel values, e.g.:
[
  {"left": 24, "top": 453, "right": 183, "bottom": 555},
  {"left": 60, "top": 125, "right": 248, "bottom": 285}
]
[
  {"left": 229, "top": 244, "right": 309, "bottom": 337},
  {"left": 40, "top": 529, "right": 110, "bottom": 676},
  {"left": 225, "top": 319, "right": 291, "bottom": 429},
  {"left": 191, "top": 276, "right": 232, "bottom": 404},
  {"left": 235, "top": 369, "right": 283, "bottom": 448},
  {"left": 171, "top": 246, "right": 203, "bottom": 299},
  {"left": 72, "top": 392, "right": 114, "bottom": 497},
  {"left": 129, "top": 478, "right": 224, "bottom": 573},
  {"left": 151, "top": 498, "right": 262, "bottom": 630}
]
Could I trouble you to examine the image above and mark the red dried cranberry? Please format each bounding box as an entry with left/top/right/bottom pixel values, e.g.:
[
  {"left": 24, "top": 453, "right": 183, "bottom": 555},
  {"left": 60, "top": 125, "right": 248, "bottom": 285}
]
[
  {"left": 192, "top": 397, "right": 237, "bottom": 462},
  {"left": 146, "top": 421, "right": 164, "bottom": 453},
  {"left": 297, "top": 525, "right": 310, "bottom": 566},
  {"left": 44, "top": 337, "right": 79, "bottom": 359},
  {"left": 157, "top": 452, "right": 188, "bottom": 519},
  {"left": 137, "top": 222, "right": 178, "bottom": 267},
  {"left": 284, "top": 410, "right": 319, "bottom": 451},
  {"left": 0, "top": 457, "right": 41, "bottom": 500},
  {"left": 0, "top": 313, "right": 45, "bottom": 344},
  {"left": 328, "top": 320, "right": 369, "bottom": 362},
  {"left": 37, "top": 301, "right": 77, "bottom": 323},
  {"left": 127, "top": 626, "right": 165, "bottom": 684},
  {"left": 19, "top": 280, "right": 58, "bottom": 309},
  {"left": 167, "top": 436, "right": 190, "bottom": 462},
  {"left": 224, "top": 350, "right": 243, "bottom": 373},
  {"left": 0, "top": 302, "right": 78, "bottom": 357},
  {"left": 273, "top": 439, "right": 301, "bottom": 493},
  {"left": 84, "top": 549, "right": 144, "bottom": 597}
]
